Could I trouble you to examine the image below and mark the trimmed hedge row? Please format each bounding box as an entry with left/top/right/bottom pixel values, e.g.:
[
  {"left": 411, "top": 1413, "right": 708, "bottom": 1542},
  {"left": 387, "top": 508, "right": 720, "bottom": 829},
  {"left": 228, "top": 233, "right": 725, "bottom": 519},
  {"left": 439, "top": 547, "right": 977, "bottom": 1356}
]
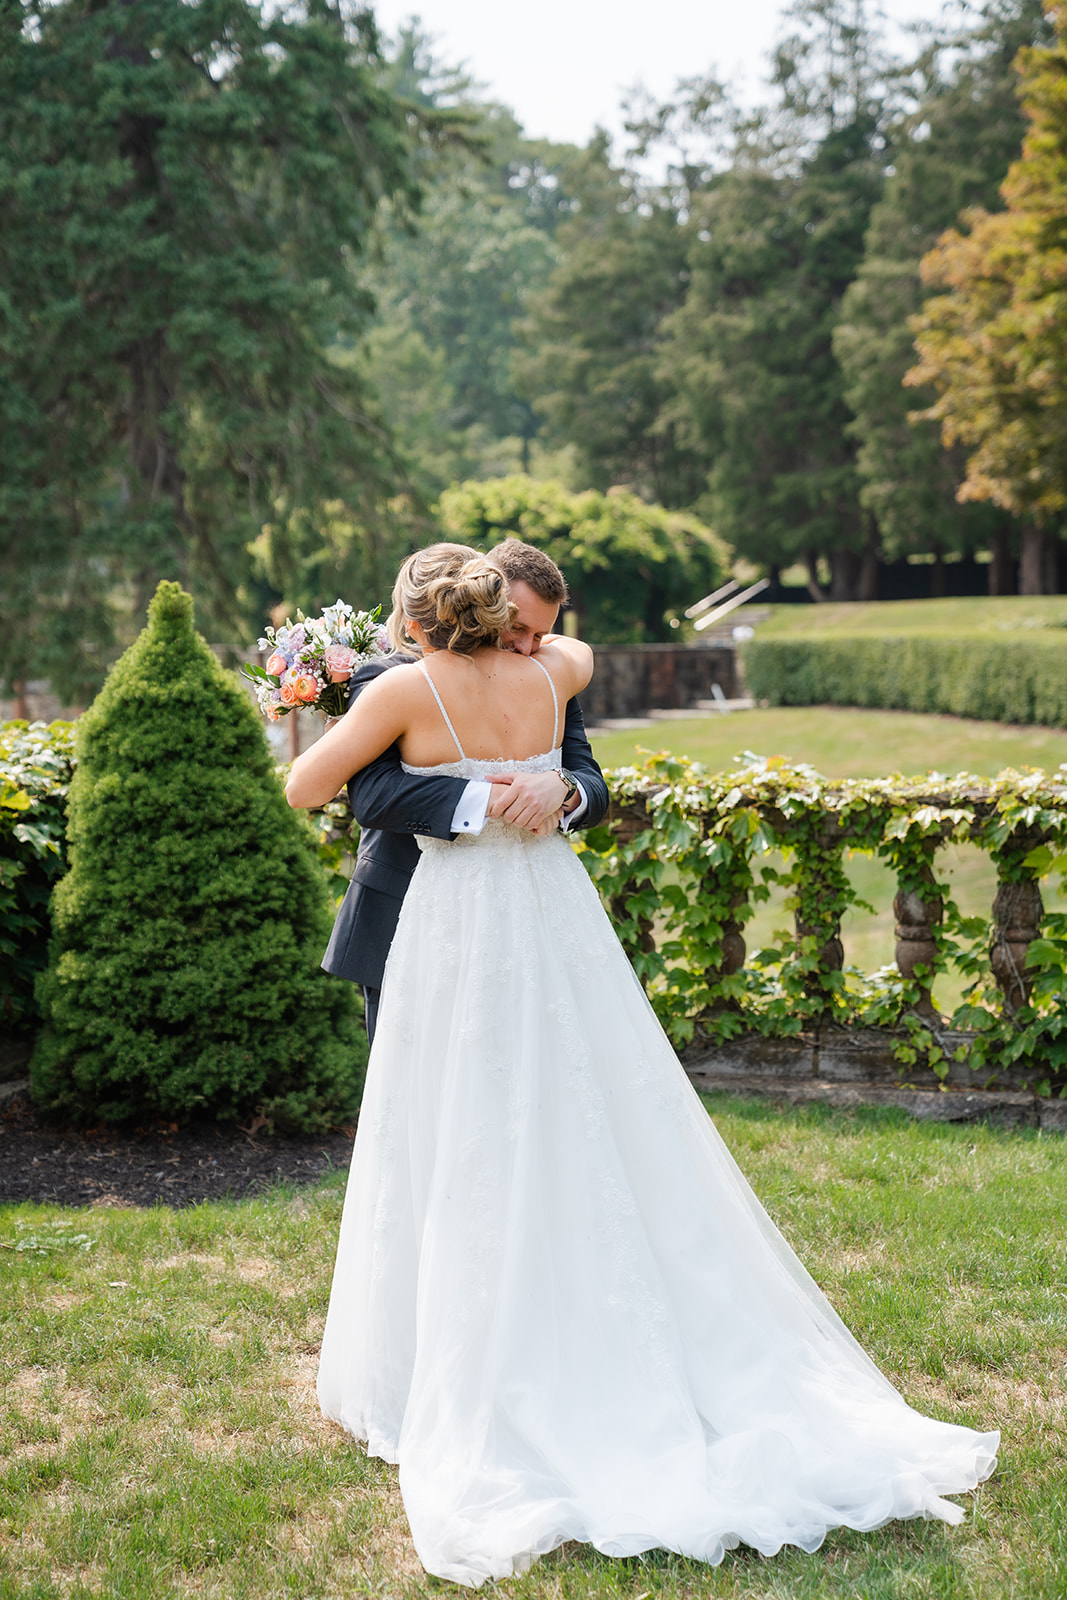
[{"left": 742, "top": 632, "right": 1067, "bottom": 726}]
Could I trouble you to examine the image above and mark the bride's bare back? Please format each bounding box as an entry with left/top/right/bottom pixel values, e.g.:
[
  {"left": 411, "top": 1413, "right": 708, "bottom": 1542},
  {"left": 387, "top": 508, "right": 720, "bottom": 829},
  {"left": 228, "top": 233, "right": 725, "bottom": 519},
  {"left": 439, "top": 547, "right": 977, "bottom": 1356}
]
[
  {"left": 397, "top": 642, "right": 583, "bottom": 767},
  {"left": 286, "top": 636, "right": 592, "bottom": 810}
]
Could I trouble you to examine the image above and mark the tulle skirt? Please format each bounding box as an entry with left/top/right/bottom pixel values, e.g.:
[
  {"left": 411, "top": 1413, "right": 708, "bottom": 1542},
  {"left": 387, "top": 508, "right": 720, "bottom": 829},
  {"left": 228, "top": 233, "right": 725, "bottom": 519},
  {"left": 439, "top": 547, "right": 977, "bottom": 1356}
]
[{"left": 317, "top": 823, "right": 998, "bottom": 1586}]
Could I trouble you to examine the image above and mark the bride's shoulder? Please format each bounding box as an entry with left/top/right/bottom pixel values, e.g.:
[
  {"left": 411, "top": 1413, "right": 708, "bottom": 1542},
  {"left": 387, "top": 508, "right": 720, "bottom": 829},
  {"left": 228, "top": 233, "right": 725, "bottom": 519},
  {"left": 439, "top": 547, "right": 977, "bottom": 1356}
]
[{"left": 535, "top": 636, "right": 593, "bottom": 695}]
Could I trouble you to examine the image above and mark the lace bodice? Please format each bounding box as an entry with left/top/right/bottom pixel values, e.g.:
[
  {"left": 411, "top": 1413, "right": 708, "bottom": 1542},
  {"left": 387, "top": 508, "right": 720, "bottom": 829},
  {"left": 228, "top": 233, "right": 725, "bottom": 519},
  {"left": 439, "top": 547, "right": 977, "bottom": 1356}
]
[
  {"left": 401, "top": 747, "right": 563, "bottom": 781},
  {"left": 403, "top": 748, "right": 565, "bottom": 851}
]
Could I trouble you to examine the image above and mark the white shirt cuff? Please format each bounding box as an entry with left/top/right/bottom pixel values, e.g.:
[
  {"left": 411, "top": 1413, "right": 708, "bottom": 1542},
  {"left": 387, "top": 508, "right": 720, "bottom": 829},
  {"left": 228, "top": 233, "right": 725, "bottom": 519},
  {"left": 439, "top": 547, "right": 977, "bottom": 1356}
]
[
  {"left": 450, "top": 779, "right": 492, "bottom": 835},
  {"left": 559, "top": 780, "right": 588, "bottom": 833}
]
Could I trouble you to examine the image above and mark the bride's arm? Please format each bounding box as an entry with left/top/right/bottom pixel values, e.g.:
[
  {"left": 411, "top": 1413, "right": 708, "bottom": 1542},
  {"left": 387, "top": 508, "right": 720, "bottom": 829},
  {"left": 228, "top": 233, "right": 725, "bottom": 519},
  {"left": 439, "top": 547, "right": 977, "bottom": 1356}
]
[
  {"left": 285, "top": 671, "right": 414, "bottom": 809},
  {"left": 537, "top": 636, "right": 594, "bottom": 699}
]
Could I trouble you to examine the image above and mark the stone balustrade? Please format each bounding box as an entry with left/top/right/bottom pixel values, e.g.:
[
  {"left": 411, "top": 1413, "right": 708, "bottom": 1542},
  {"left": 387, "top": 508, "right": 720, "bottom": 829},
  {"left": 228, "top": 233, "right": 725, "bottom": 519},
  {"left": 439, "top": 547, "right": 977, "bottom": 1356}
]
[{"left": 582, "top": 758, "right": 1067, "bottom": 1112}]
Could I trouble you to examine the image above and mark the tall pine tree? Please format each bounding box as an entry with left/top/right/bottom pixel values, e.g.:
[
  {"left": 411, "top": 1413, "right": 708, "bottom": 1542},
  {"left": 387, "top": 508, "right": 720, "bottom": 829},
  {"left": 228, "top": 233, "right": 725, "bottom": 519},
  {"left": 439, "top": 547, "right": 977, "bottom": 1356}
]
[
  {"left": 0, "top": 0, "right": 416, "bottom": 701},
  {"left": 656, "top": 0, "right": 888, "bottom": 597}
]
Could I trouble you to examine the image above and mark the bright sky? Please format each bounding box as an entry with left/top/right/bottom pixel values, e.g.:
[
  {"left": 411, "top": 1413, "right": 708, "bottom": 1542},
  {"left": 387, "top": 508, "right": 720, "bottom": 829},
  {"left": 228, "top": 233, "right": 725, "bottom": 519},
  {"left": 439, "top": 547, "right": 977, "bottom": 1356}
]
[{"left": 371, "top": 0, "right": 959, "bottom": 149}]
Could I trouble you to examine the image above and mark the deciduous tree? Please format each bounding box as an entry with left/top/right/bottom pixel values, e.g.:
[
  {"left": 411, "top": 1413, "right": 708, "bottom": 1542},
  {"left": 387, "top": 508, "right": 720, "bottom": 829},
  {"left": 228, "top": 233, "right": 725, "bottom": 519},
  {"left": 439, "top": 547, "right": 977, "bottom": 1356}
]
[
  {"left": 907, "top": 1, "right": 1067, "bottom": 591},
  {"left": 437, "top": 476, "right": 727, "bottom": 643},
  {"left": 835, "top": 0, "right": 1047, "bottom": 588}
]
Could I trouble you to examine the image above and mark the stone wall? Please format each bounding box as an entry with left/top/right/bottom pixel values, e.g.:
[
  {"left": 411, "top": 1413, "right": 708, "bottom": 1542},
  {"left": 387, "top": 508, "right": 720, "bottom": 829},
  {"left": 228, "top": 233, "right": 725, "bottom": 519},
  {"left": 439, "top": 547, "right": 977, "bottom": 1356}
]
[
  {"left": 0, "top": 682, "right": 83, "bottom": 723},
  {"left": 582, "top": 642, "right": 739, "bottom": 723},
  {"left": 682, "top": 1029, "right": 1067, "bottom": 1133}
]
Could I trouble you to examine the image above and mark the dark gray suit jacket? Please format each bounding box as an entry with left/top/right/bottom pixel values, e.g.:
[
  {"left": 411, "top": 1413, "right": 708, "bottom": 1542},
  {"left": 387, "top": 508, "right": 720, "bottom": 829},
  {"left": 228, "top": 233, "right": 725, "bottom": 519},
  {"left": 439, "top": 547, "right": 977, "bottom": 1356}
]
[{"left": 320, "top": 655, "right": 609, "bottom": 990}]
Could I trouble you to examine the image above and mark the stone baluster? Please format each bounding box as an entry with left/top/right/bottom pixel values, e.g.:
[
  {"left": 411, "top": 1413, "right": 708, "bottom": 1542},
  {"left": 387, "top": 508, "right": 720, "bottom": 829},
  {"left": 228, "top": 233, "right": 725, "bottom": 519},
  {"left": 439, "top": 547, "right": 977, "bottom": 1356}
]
[
  {"left": 990, "top": 875, "right": 1043, "bottom": 1013},
  {"left": 894, "top": 856, "right": 943, "bottom": 1020},
  {"left": 605, "top": 795, "right": 660, "bottom": 980},
  {"left": 704, "top": 889, "right": 747, "bottom": 986},
  {"left": 790, "top": 819, "right": 848, "bottom": 1003}
]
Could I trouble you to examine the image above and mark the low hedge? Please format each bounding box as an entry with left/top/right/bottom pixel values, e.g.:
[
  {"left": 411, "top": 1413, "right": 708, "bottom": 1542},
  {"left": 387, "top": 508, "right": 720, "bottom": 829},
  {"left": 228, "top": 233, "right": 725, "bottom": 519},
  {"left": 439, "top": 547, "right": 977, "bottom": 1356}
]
[{"left": 742, "top": 632, "right": 1067, "bottom": 726}]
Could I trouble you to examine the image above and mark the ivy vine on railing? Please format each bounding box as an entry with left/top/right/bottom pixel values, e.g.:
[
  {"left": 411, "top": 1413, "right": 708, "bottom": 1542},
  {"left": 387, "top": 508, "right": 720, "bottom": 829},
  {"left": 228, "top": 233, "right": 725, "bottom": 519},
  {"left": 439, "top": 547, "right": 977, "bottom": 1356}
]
[{"left": 574, "top": 754, "right": 1067, "bottom": 1096}]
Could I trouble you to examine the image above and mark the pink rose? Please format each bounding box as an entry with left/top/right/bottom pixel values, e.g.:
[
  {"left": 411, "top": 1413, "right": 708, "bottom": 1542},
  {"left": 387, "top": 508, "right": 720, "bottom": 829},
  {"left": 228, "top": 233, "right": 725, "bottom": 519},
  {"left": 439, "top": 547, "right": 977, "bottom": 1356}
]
[
  {"left": 265, "top": 651, "right": 288, "bottom": 678},
  {"left": 324, "top": 644, "right": 359, "bottom": 683}
]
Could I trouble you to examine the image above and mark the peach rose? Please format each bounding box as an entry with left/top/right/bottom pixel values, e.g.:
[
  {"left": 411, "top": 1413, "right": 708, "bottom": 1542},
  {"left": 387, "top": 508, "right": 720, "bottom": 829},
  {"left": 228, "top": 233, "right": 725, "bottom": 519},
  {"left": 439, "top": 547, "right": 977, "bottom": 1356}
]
[
  {"left": 324, "top": 643, "right": 359, "bottom": 683},
  {"left": 265, "top": 651, "right": 288, "bottom": 678},
  {"left": 290, "top": 672, "right": 318, "bottom": 704},
  {"left": 266, "top": 702, "right": 283, "bottom": 721},
  {"left": 279, "top": 680, "right": 300, "bottom": 707}
]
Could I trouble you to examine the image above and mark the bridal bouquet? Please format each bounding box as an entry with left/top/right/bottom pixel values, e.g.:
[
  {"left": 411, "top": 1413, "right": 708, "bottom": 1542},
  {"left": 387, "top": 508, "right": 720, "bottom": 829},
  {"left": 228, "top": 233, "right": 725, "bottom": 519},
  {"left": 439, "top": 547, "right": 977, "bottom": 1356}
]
[{"left": 244, "top": 600, "right": 390, "bottom": 721}]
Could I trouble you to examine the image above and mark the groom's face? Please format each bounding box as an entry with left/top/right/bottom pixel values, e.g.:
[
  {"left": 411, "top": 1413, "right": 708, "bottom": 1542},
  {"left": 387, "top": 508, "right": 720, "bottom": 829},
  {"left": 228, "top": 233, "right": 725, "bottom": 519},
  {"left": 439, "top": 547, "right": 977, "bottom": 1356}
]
[{"left": 500, "top": 580, "right": 559, "bottom": 657}]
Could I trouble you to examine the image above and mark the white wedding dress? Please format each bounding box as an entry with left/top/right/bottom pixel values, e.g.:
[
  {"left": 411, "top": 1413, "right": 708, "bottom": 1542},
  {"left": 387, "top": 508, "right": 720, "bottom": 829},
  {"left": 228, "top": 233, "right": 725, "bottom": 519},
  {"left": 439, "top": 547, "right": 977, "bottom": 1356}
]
[{"left": 317, "top": 661, "right": 998, "bottom": 1587}]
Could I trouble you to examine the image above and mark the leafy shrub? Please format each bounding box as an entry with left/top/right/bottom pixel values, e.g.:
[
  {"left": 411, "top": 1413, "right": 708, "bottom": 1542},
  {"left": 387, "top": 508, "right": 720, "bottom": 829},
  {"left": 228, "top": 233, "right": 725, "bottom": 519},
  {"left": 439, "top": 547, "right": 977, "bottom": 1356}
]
[
  {"left": 32, "top": 582, "right": 365, "bottom": 1131},
  {"left": 742, "top": 632, "right": 1067, "bottom": 725},
  {"left": 1, "top": 721, "right": 75, "bottom": 1032},
  {"left": 437, "top": 475, "right": 728, "bottom": 643}
]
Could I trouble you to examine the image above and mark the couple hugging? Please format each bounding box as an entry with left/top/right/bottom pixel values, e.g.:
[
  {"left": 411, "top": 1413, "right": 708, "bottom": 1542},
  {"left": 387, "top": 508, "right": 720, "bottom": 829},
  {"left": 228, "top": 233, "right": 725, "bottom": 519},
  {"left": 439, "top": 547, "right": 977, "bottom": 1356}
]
[
  {"left": 286, "top": 539, "right": 998, "bottom": 1590},
  {"left": 287, "top": 538, "right": 608, "bottom": 1043}
]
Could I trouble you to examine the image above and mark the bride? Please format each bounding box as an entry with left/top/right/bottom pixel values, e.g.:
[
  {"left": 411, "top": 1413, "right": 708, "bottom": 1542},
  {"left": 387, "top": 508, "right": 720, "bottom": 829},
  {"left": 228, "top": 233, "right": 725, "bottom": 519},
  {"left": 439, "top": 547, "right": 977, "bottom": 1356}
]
[{"left": 286, "top": 546, "right": 998, "bottom": 1588}]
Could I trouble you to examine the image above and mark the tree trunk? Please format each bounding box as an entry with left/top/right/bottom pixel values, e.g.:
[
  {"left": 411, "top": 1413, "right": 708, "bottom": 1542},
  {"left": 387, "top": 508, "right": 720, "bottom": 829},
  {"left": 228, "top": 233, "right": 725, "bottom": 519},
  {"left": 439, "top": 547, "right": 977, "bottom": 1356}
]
[
  {"left": 930, "top": 546, "right": 947, "bottom": 597},
  {"left": 110, "top": 12, "right": 191, "bottom": 594},
  {"left": 805, "top": 549, "right": 828, "bottom": 603},
  {"left": 1019, "top": 524, "right": 1052, "bottom": 594},
  {"left": 859, "top": 517, "right": 879, "bottom": 601},
  {"left": 988, "top": 524, "right": 1015, "bottom": 595},
  {"left": 830, "top": 547, "right": 861, "bottom": 601},
  {"left": 1042, "top": 529, "right": 1060, "bottom": 594}
]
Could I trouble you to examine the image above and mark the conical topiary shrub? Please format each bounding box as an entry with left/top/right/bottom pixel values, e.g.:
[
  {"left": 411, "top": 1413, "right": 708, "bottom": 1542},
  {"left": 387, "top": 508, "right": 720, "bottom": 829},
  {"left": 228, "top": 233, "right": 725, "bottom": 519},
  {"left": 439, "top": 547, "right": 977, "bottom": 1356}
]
[{"left": 32, "top": 582, "right": 365, "bottom": 1131}]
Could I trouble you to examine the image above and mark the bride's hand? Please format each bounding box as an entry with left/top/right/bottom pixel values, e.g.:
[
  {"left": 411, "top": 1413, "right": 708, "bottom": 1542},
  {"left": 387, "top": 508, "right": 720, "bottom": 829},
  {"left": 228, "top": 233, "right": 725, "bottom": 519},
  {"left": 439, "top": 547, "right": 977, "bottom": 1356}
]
[{"left": 486, "top": 771, "right": 569, "bottom": 832}]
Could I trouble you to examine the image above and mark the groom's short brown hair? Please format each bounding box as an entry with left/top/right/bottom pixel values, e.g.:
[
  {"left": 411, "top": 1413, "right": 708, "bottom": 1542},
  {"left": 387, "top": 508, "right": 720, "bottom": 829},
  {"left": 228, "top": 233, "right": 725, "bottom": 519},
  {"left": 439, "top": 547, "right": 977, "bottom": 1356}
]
[{"left": 488, "top": 539, "right": 568, "bottom": 608}]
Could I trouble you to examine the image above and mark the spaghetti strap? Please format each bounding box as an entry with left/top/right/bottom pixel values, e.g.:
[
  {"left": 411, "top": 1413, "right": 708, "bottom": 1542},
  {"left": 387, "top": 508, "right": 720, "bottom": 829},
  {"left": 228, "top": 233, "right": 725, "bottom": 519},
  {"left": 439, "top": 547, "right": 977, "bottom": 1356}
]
[
  {"left": 415, "top": 661, "right": 466, "bottom": 759},
  {"left": 529, "top": 655, "right": 559, "bottom": 749}
]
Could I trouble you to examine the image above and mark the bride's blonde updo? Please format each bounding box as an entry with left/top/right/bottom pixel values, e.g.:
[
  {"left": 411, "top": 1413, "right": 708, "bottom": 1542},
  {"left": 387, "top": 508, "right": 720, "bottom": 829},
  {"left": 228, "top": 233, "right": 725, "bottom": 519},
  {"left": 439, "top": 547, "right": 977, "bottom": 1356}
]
[{"left": 387, "top": 544, "right": 516, "bottom": 655}]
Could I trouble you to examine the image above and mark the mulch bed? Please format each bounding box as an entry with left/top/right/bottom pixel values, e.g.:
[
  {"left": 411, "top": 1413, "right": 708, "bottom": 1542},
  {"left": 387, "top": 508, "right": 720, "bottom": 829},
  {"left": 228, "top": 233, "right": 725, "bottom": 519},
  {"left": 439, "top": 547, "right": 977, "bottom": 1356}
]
[{"left": 0, "top": 1093, "right": 356, "bottom": 1209}]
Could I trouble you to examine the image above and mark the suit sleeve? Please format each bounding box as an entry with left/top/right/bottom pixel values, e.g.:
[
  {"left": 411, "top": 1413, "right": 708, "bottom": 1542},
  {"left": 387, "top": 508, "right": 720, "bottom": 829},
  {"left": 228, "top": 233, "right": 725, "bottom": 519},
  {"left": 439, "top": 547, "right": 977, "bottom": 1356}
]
[
  {"left": 345, "top": 659, "right": 468, "bottom": 841},
  {"left": 561, "top": 696, "right": 609, "bottom": 830}
]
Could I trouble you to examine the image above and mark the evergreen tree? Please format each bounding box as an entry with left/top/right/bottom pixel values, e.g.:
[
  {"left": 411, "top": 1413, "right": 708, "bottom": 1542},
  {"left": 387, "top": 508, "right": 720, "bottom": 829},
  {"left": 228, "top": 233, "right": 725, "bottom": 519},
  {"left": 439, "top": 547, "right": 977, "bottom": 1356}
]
[
  {"left": 0, "top": 0, "right": 417, "bottom": 701},
  {"left": 513, "top": 134, "right": 706, "bottom": 507},
  {"left": 351, "top": 28, "right": 569, "bottom": 496},
  {"left": 652, "top": 0, "right": 889, "bottom": 596},
  {"left": 661, "top": 116, "right": 885, "bottom": 595},
  {"left": 834, "top": 0, "right": 1048, "bottom": 585},
  {"left": 908, "top": 0, "right": 1067, "bottom": 591},
  {"left": 32, "top": 583, "right": 363, "bottom": 1131}
]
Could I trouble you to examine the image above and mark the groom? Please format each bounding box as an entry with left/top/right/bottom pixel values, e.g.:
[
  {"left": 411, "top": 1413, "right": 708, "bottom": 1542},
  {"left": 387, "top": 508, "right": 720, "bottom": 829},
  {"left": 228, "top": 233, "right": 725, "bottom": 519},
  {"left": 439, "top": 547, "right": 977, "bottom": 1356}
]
[{"left": 321, "top": 539, "right": 609, "bottom": 1041}]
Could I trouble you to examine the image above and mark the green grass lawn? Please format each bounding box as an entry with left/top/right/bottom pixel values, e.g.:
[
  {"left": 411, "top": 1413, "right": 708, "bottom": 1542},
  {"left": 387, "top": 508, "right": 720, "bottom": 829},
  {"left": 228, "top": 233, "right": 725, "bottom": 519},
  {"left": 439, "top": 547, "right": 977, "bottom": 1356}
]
[
  {"left": 588, "top": 704, "right": 1067, "bottom": 779},
  {"left": 756, "top": 596, "right": 1067, "bottom": 638},
  {"left": 2, "top": 1098, "right": 1065, "bottom": 1598}
]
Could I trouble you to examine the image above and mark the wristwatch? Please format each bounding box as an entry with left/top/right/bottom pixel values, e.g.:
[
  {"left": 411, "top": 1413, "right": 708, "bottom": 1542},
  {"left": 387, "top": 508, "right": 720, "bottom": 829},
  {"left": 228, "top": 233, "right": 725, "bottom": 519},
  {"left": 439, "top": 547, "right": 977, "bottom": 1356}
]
[{"left": 555, "top": 768, "right": 580, "bottom": 806}]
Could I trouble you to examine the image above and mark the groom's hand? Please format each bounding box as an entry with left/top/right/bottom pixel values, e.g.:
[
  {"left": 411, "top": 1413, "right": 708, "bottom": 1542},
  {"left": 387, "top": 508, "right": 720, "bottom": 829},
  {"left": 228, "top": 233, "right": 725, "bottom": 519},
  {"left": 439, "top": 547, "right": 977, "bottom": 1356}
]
[{"left": 486, "top": 771, "right": 569, "bottom": 832}]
